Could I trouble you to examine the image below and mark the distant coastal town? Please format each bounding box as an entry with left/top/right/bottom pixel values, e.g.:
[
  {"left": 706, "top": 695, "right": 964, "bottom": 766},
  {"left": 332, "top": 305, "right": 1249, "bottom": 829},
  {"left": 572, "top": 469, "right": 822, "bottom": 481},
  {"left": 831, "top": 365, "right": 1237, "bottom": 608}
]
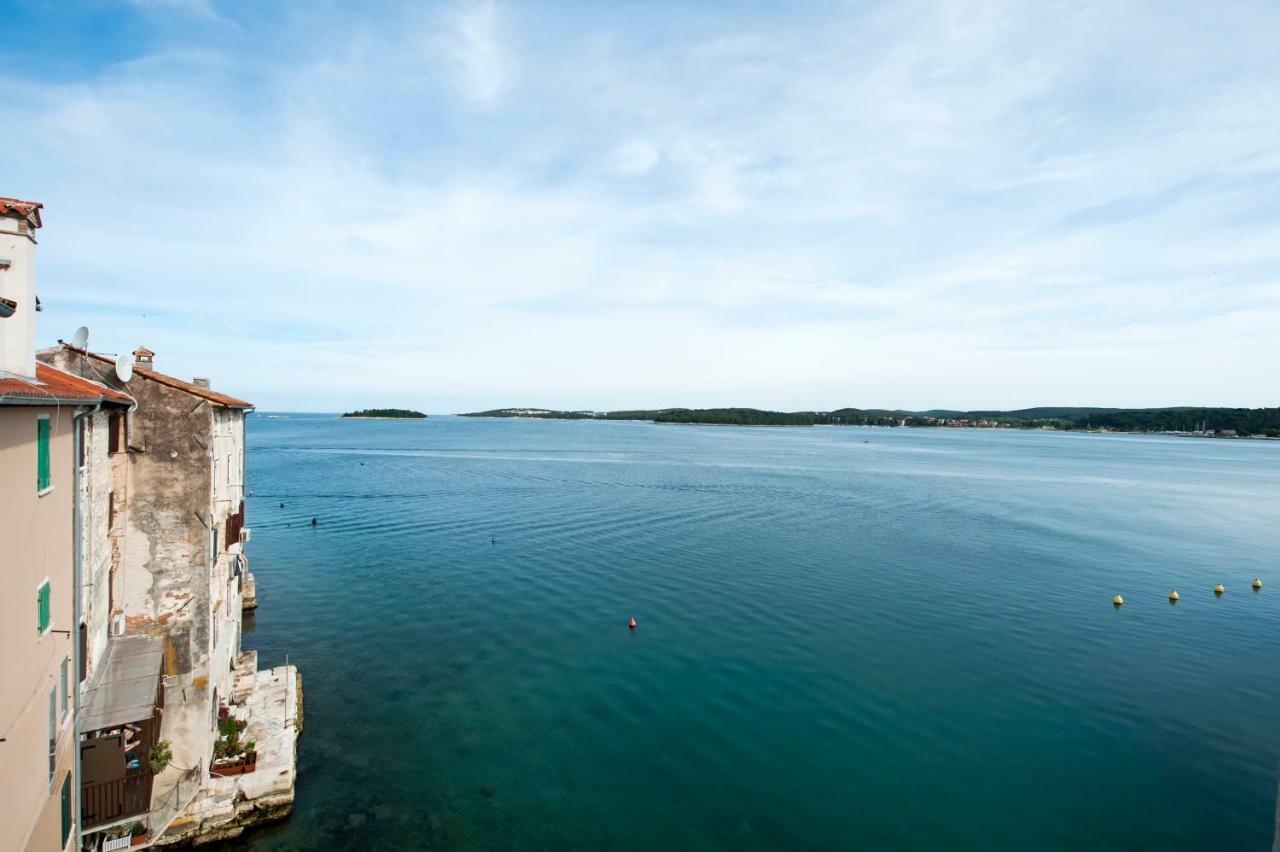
[
  {"left": 461, "top": 406, "right": 1280, "bottom": 438},
  {"left": 2, "top": 197, "right": 301, "bottom": 850}
]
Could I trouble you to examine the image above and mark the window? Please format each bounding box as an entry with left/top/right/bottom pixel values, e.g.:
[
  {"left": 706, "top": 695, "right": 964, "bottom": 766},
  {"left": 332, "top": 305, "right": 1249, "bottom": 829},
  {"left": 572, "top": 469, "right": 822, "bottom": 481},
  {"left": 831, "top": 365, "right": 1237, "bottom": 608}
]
[
  {"left": 108, "top": 491, "right": 115, "bottom": 529},
  {"left": 60, "top": 773, "right": 72, "bottom": 844},
  {"left": 60, "top": 657, "right": 70, "bottom": 722},
  {"left": 77, "top": 418, "right": 86, "bottom": 468},
  {"left": 37, "top": 580, "right": 51, "bottom": 635},
  {"left": 79, "top": 623, "right": 88, "bottom": 683},
  {"left": 108, "top": 412, "right": 126, "bottom": 454},
  {"left": 37, "top": 415, "right": 51, "bottom": 491},
  {"left": 48, "top": 688, "right": 57, "bottom": 780}
]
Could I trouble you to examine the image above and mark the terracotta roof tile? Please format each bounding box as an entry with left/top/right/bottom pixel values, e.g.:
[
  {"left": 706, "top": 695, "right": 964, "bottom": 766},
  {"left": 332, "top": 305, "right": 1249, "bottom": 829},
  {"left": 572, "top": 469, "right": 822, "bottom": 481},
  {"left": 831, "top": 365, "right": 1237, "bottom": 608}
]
[
  {"left": 0, "top": 196, "right": 43, "bottom": 229},
  {"left": 80, "top": 348, "right": 253, "bottom": 409},
  {"left": 0, "top": 363, "right": 133, "bottom": 406}
]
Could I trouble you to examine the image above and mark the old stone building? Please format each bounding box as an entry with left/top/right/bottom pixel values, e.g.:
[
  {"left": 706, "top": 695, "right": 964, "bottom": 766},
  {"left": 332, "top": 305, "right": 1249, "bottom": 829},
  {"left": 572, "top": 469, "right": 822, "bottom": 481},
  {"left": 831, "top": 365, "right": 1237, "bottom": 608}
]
[
  {"left": 41, "top": 347, "right": 253, "bottom": 766},
  {"left": 44, "top": 344, "right": 297, "bottom": 846}
]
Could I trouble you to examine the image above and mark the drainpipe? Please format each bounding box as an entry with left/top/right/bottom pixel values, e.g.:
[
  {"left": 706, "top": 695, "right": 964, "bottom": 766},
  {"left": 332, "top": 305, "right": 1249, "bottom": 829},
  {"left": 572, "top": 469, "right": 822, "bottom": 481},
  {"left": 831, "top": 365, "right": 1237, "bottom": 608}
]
[{"left": 72, "top": 405, "right": 89, "bottom": 852}]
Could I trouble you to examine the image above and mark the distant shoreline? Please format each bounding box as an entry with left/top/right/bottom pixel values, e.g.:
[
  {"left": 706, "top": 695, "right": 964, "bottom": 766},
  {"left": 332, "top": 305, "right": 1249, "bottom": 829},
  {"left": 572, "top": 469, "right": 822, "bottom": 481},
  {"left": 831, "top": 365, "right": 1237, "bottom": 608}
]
[{"left": 457, "top": 406, "right": 1280, "bottom": 438}]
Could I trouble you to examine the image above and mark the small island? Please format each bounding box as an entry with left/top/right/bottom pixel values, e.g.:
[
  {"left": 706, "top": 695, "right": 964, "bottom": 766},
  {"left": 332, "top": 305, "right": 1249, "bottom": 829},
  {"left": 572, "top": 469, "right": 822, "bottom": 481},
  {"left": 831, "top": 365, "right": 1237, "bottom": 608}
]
[{"left": 341, "top": 408, "right": 428, "bottom": 419}]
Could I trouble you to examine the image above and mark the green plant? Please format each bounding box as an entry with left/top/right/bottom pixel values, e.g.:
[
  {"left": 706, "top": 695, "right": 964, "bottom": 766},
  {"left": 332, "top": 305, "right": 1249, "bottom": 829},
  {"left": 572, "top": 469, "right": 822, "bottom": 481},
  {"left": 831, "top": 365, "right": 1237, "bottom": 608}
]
[
  {"left": 244, "top": 740, "right": 256, "bottom": 753},
  {"left": 149, "top": 740, "right": 173, "bottom": 774},
  {"left": 129, "top": 821, "right": 146, "bottom": 838},
  {"left": 217, "top": 716, "right": 246, "bottom": 739}
]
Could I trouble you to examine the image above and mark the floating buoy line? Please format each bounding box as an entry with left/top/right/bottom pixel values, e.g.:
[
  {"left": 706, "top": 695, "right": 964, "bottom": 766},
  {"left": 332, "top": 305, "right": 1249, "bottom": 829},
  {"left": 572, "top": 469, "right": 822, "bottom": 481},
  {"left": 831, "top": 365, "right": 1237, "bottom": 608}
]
[{"left": 1112, "top": 580, "right": 1265, "bottom": 608}]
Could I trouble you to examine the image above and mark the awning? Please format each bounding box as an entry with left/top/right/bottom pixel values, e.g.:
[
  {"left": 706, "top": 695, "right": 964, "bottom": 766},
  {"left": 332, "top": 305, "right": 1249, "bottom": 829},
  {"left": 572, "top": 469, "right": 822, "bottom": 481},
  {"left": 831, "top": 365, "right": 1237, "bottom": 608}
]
[{"left": 81, "top": 636, "right": 165, "bottom": 733}]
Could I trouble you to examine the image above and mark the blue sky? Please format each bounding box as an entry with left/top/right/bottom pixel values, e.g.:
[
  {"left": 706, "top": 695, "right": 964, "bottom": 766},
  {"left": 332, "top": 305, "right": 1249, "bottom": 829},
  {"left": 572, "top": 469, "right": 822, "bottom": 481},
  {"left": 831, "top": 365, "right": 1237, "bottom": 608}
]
[{"left": 3, "top": 0, "right": 1278, "bottom": 412}]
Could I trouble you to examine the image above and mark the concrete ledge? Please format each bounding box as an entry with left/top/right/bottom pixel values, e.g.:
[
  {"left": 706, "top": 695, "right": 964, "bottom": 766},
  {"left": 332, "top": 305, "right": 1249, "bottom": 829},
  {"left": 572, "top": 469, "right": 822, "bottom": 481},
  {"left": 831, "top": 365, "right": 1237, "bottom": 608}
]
[
  {"left": 241, "top": 572, "right": 257, "bottom": 611},
  {"left": 153, "top": 665, "right": 300, "bottom": 846}
]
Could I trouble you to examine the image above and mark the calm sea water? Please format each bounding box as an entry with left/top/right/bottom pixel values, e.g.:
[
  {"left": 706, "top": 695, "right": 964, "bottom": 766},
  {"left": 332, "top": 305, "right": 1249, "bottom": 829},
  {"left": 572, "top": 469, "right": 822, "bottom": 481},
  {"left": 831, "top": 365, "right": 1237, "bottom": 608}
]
[{"left": 233, "top": 415, "right": 1280, "bottom": 851}]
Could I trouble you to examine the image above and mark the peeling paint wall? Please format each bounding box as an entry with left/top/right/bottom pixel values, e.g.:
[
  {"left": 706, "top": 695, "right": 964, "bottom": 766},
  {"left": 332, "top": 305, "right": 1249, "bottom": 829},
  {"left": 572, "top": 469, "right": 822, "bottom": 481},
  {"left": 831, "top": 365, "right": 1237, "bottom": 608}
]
[
  {"left": 123, "top": 376, "right": 215, "bottom": 679},
  {"left": 79, "top": 410, "right": 114, "bottom": 683}
]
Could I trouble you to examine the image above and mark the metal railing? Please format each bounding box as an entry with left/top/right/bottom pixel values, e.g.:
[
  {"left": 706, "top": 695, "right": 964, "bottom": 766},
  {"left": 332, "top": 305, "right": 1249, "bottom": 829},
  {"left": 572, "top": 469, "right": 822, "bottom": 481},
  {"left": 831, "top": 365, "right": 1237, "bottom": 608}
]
[{"left": 146, "top": 760, "right": 202, "bottom": 842}]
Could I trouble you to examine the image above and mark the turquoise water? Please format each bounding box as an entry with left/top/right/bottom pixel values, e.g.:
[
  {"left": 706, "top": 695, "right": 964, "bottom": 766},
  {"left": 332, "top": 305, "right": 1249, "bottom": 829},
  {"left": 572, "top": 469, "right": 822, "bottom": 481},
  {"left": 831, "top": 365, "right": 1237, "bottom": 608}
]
[{"left": 234, "top": 416, "right": 1280, "bottom": 850}]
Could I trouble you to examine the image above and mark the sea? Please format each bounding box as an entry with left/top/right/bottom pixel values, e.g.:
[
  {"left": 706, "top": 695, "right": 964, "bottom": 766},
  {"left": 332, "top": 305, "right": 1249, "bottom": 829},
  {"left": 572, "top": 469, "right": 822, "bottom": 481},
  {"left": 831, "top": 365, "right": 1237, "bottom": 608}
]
[{"left": 233, "top": 414, "right": 1280, "bottom": 851}]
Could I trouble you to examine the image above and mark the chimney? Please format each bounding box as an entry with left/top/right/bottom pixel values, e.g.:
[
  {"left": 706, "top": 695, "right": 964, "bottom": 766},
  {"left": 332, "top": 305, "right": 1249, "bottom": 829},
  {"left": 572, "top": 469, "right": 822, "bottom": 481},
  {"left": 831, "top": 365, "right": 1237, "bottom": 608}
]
[
  {"left": 0, "top": 197, "right": 44, "bottom": 378},
  {"left": 133, "top": 347, "right": 154, "bottom": 366},
  {"left": 193, "top": 378, "right": 210, "bottom": 389}
]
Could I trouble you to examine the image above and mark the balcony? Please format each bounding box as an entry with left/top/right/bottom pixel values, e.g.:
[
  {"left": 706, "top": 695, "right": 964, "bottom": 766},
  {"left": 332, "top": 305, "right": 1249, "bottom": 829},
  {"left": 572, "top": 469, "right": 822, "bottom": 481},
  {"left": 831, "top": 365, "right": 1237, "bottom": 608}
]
[{"left": 79, "top": 637, "right": 165, "bottom": 832}]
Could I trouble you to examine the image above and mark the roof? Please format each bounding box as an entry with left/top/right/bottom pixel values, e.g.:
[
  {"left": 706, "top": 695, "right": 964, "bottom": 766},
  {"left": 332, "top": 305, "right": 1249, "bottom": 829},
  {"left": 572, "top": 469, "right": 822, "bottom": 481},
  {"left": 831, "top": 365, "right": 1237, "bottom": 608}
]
[
  {"left": 81, "top": 636, "right": 164, "bottom": 732},
  {"left": 80, "top": 348, "right": 253, "bottom": 409},
  {"left": 0, "top": 196, "right": 43, "bottom": 229},
  {"left": 0, "top": 362, "right": 134, "bottom": 407}
]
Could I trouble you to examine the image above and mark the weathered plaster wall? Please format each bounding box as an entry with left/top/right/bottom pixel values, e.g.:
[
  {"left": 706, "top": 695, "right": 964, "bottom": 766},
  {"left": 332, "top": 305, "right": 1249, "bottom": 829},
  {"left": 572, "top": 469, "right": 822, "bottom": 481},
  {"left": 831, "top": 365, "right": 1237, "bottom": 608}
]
[
  {"left": 80, "top": 409, "right": 114, "bottom": 683},
  {"left": 123, "top": 377, "right": 215, "bottom": 680},
  {"left": 209, "top": 407, "right": 247, "bottom": 702}
]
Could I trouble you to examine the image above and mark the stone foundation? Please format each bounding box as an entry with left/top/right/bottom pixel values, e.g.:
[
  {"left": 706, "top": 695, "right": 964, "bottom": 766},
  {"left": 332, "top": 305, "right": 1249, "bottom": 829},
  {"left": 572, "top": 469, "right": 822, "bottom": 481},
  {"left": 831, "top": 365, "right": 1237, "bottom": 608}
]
[
  {"left": 152, "top": 665, "right": 300, "bottom": 846},
  {"left": 241, "top": 572, "right": 258, "bottom": 611}
]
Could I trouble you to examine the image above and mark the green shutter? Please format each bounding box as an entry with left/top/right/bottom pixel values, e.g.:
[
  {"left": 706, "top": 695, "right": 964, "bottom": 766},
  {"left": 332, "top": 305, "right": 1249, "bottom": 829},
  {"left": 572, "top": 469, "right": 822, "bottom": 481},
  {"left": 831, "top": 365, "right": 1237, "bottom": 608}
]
[
  {"left": 38, "top": 581, "right": 50, "bottom": 634},
  {"left": 37, "top": 416, "right": 51, "bottom": 491},
  {"left": 48, "top": 688, "right": 56, "bottom": 779},
  {"left": 60, "top": 658, "right": 69, "bottom": 720},
  {"left": 60, "top": 772, "right": 72, "bottom": 843}
]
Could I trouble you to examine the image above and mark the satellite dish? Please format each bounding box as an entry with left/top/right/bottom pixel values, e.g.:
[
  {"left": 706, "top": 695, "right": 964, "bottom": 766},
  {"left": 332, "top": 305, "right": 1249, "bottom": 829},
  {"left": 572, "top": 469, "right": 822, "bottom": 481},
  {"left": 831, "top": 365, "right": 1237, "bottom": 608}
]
[
  {"left": 71, "top": 326, "right": 89, "bottom": 350},
  {"left": 115, "top": 353, "right": 134, "bottom": 383}
]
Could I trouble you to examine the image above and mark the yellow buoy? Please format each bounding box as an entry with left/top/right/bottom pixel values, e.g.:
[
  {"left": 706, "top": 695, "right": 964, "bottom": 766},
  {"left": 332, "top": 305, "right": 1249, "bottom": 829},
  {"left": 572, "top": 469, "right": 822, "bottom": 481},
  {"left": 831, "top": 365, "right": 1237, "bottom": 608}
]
[
  {"left": 1113, "top": 594, "right": 1124, "bottom": 607},
  {"left": 1214, "top": 583, "right": 1225, "bottom": 595},
  {"left": 1252, "top": 578, "right": 1263, "bottom": 590},
  {"left": 1169, "top": 590, "right": 1179, "bottom": 602}
]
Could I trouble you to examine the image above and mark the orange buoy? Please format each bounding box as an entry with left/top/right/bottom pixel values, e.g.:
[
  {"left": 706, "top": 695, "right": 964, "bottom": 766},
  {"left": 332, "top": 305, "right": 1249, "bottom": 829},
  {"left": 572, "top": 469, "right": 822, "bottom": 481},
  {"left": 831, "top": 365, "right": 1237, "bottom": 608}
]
[{"left": 628, "top": 617, "right": 637, "bottom": 630}]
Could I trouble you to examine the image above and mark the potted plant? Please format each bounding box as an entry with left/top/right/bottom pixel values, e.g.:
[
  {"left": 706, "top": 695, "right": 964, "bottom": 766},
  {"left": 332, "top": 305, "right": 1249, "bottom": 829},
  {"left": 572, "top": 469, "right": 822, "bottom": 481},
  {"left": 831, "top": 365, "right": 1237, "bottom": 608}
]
[
  {"left": 211, "top": 717, "right": 258, "bottom": 776},
  {"left": 129, "top": 821, "right": 148, "bottom": 846},
  {"left": 149, "top": 740, "right": 173, "bottom": 775}
]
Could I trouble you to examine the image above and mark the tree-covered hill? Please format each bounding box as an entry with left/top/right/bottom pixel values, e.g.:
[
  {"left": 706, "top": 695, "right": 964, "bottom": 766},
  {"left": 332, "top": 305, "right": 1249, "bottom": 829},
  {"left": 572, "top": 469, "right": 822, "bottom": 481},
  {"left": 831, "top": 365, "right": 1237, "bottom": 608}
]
[
  {"left": 460, "top": 406, "right": 1280, "bottom": 436},
  {"left": 341, "top": 408, "right": 428, "bottom": 419}
]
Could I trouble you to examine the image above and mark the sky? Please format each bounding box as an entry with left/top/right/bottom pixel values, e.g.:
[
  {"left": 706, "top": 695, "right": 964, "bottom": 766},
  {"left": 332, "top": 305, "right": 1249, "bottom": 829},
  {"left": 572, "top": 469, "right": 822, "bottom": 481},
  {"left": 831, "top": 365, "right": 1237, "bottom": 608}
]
[{"left": 2, "top": 0, "right": 1278, "bottom": 413}]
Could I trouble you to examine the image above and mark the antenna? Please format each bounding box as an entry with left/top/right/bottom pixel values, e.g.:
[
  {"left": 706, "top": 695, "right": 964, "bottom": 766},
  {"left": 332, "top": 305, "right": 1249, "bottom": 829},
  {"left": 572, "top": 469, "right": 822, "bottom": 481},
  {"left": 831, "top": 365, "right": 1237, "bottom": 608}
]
[
  {"left": 115, "top": 353, "right": 134, "bottom": 383},
  {"left": 71, "top": 326, "right": 89, "bottom": 350}
]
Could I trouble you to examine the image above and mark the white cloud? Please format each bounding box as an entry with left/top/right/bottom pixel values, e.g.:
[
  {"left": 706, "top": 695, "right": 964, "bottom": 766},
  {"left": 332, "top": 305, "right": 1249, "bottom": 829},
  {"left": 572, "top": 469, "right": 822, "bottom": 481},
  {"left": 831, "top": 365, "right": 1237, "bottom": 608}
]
[
  {"left": 438, "top": 0, "right": 513, "bottom": 107},
  {"left": 613, "top": 140, "right": 659, "bottom": 176},
  {"left": 5, "top": 0, "right": 1280, "bottom": 411}
]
